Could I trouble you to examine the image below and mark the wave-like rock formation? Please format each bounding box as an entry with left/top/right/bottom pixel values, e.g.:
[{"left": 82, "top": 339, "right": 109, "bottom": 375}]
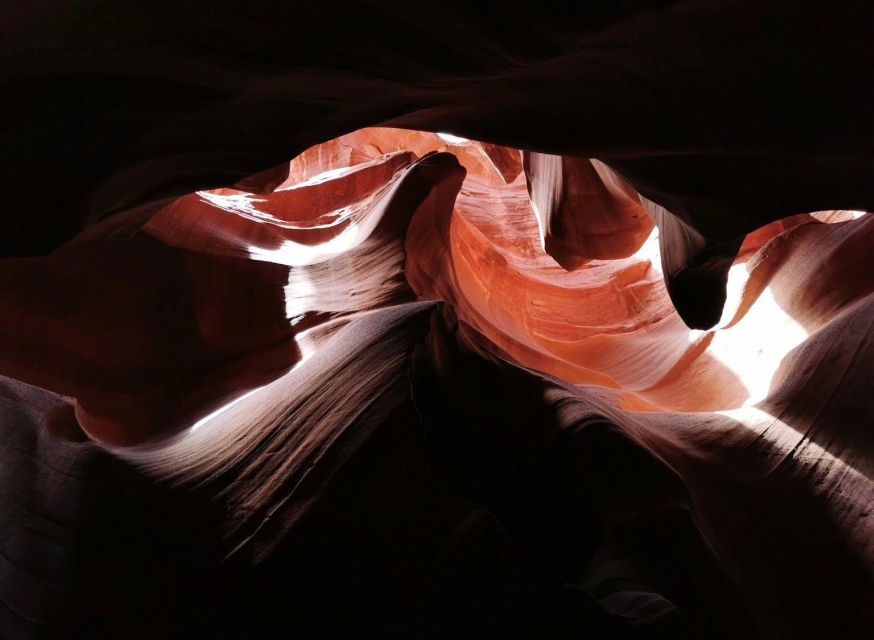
[{"left": 1, "top": 3, "right": 872, "bottom": 639}]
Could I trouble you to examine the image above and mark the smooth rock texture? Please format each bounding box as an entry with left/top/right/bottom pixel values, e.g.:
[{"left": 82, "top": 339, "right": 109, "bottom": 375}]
[
  {"left": 1, "top": 3, "right": 872, "bottom": 639},
  {"left": 4, "top": 1, "right": 872, "bottom": 326},
  {"left": 523, "top": 152, "right": 653, "bottom": 267}
]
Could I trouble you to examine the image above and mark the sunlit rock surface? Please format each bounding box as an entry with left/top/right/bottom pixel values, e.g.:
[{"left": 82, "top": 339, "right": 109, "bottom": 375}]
[{"left": 1, "top": 2, "right": 872, "bottom": 639}]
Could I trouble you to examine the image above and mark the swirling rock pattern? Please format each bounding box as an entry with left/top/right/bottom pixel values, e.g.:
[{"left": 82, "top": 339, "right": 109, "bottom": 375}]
[{"left": 1, "top": 3, "right": 872, "bottom": 639}]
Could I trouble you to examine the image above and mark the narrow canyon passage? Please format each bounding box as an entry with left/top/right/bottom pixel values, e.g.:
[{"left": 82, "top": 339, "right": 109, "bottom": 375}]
[{"left": 1, "top": 3, "right": 872, "bottom": 639}]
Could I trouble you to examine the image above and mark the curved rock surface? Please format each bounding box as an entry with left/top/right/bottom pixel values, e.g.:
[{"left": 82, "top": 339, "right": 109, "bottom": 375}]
[
  {"left": 1, "top": 3, "right": 872, "bottom": 639},
  {"left": 4, "top": 1, "right": 872, "bottom": 326}
]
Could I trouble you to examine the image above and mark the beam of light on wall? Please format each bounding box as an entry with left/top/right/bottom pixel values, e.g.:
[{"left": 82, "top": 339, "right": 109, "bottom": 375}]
[
  {"left": 247, "top": 222, "right": 362, "bottom": 266},
  {"left": 529, "top": 198, "right": 548, "bottom": 255},
  {"left": 810, "top": 209, "right": 868, "bottom": 223},
  {"left": 710, "top": 259, "right": 751, "bottom": 329},
  {"left": 197, "top": 190, "right": 266, "bottom": 217},
  {"left": 285, "top": 269, "right": 316, "bottom": 321},
  {"left": 189, "top": 386, "right": 265, "bottom": 432},
  {"left": 629, "top": 227, "right": 662, "bottom": 276},
  {"left": 705, "top": 285, "right": 809, "bottom": 405},
  {"left": 282, "top": 165, "right": 364, "bottom": 189},
  {"left": 437, "top": 132, "right": 470, "bottom": 145},
  {"left": 186, "top": 325, "right": 331, "bottom": 434}
]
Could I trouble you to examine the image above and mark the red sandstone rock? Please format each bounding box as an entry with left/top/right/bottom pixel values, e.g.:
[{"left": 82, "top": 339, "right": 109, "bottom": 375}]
[
  {"left": 523, "top": 152, "right": 653, "bottom": 267},
  {"left": 0, "top": 3, "right": 872, "bottom": 638}
]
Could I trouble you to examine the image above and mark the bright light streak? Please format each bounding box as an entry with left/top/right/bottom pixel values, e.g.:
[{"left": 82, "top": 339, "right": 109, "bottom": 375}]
[
  {"left": 629, "top": 228, "right": 662, "bottom": 276},
  {"left": 189, "top": 386, "right": 264, "bottom": 432},
  {"left": 285, "top": 270, "right": 316, "bottom": 321},
  {"left": 437, "top": 132, "right": 470, "bottom": 145},
  {"left": 197, "top": 190, "right": 266, "bottom": 217},
  {"left": 706, "top": 285, "right": 809, "bottom": 404},
  {"left": 282, "top": 165, "right": 361, "bottom": 189},
  {"left": 247, "top": 222, "right": 362, "bottom": 267}
]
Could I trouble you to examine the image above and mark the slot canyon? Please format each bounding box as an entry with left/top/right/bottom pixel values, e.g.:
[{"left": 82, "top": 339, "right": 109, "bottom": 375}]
[{"left": 1, "top": 2, "right": 872, "bottom": 638}]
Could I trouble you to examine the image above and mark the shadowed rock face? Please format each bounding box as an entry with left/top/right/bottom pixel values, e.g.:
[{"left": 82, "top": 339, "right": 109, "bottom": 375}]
[
  {"left": 4, "top": 1, "right": 872, "bottom": 326},
  {"left": 1, "top": 3, "right": 872, "bottom": 639},
  {"left": 523, "top": 153, "right": 653, "bottom": 267}
]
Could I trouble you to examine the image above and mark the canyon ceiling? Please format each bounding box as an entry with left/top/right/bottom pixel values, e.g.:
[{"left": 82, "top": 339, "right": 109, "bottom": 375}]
[{"left": 1, "top": 2, "right": 872, "bottom": 639}]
